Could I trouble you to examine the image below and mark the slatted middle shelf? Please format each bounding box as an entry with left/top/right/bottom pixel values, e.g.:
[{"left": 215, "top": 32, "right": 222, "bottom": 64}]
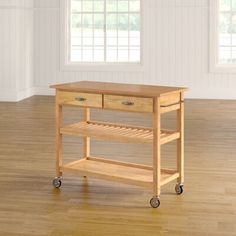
[{"left": 60, "top": 121, "right": 180, "bottom": 144}]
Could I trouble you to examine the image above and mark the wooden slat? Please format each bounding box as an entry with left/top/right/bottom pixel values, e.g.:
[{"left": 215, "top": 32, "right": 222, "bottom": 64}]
[
  {"left": 161, "top": 104, "right": 181, "bottom": 113},
  {"left": 88, "top": 120, "right": 152, "bottom": 131},
  {"left": 87, "top": 156, "right": 153, "bottom": 170},
  {"left": 161, "top": 132, "right": 180, "bottom": 145},
  {"left": 60, "top": 121, "right": 179, "bottom": 145},
  {"left": 161, "top": 172, "right": 180, "bottom": 186}
]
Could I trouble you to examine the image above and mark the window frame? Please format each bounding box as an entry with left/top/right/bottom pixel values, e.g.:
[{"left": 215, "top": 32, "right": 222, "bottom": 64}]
[
  {"left": 210, "top": 0, "right": 236, "bottom": 73},
  {"left": 60, "top": 0, "right": 143, "bottom": 72}
]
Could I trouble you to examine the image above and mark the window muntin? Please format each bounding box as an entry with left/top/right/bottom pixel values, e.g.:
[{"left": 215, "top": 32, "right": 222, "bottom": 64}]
[{"left": 70, "top": 0, "right": 141, "bottom": 63}]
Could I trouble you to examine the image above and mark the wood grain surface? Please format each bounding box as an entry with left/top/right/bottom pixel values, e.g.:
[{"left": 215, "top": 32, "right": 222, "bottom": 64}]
[{"left": 50, "top": 81, "right": 187, "bottom": 97}]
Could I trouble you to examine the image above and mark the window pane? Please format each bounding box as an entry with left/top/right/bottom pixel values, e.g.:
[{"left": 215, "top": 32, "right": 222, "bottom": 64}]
[
  {"left": 71, "top": 14, "right": 82, "bottom": 29},
  {"left": 82, "top": 0, "right": 93, "bottom": 12},
  {"left": 94, "top": 0, "right": 104, "bottom": 12},
  {"left": 130, "top": 37, "right": 140, "bottom": 46},
  {"left": 219, "top": 47, "right": 231, "bottom": 63},
  {"left": 71, "top": 37, "right": 82, "bottom": 46},
  {"left": 118, "top": 48, "right": 129, "bottom": 61},
  {"left": 83, "top": 37, "right": 93, "bottom": 46},
  {"left": 130, "top": 49, "right": 140, "bottom": 62},
  {"left": 82, "top": 14, "right": 93, "bottom": 26},
  {"left": 94, "top": 48, "right": 104, "bottom": 61},
  {"left": 118, "top": 14, "right": 129, "bottom": 30},
  {"left": 219, "top": 34, "right": 231, "bottom": 46},
  {"left": 232, "top": 47, "right": 236, "bottom": 62},
  {"left": 232, "top": 14, "right": 236, "bottom": 34},
  {"left": 129, "top": 0, "right": 140, "bottom": 12},
  {"left": 107, "top": 0, "right": 117, "bottom": 12},
  {"left": 94, "top": 37, "right": 104, "bottom": 46},
  {"left": 118, "top": 37, "right": 128, "bottom": 46},
  {"left": 233, "top": 0, "right": 236, "bottom": 11},
  {"left": 82, "top": 14, "right": 93, "bottom": 37},
  {"left": 219, "top": 13, "right": 231, "bottom": 34},
  {"left": 94, "top": 29, "right": 104, "bottom": 37},
  {"left": 219, "top": 0, "right": 231, "bottom": 11},
  {"left": 107, "top": 14, "right": 117, "bottom": 30},
  {"left": 107, "top": 47, "right": 117, "bottom": 61},
  {"left": 232, "top": 34, "right": 236, "bottom": 45},
  {"left": 107, "top": 37, "right": 117, "bottom": 46},
  {"left": 118, "top": 0, "right": 129, "bottom": 12},
  {"left": 129, "top": 14, "right": 140, "bottom": 31},
  {"left": 71, "top": 0, "right": 82, "bottom": 12},
  {"left": 71, "top": 48, "right": 82, "bottom": 61},
  {"left": 94, "top": 14, "right": 104, "bottom": 29},
  {"left": 107, "top": 30, "right": 117, "bottom": 37},
  {"left": 83, "top": 48, "right": 93, "bottom": 61}
]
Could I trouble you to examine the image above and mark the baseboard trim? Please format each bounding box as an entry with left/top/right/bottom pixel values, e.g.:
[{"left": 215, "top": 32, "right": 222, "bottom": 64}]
[
  {"left": 0, "top": 87, "right": 35, "bottom": 102},
  {"left": 34, "top": 87, "right": 55, "bottom": 96},
  {"left": 186, "top": 88, "right": 236, "bottom": 100},
  {"left": 0, "top": 90, "right": 18, "bottom": 102},
  {"left": 17, "top": 87, "right": 35, "bottom": 101}
]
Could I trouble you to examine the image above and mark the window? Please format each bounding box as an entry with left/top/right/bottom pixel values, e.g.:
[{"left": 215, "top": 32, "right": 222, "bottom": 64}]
[
  {"left": 60, "top": 0, "right": 142, "bottom": 70},
  {"left": 210, "top": 0, "right": 236, "bottom": 73}
]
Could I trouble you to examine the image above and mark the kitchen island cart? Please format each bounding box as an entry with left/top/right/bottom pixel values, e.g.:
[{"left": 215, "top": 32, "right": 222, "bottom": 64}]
[{"left": 50, "top": 81, "right": 187, "bottom": 208}]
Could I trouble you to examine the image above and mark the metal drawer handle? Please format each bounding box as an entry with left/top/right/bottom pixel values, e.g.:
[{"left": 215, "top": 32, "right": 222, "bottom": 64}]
[
  {"left": 122, "top": 101, "right": 134, "bottom": 106},
  {"left": 75, "top": 97, "right": 87, "bottom": 102}
]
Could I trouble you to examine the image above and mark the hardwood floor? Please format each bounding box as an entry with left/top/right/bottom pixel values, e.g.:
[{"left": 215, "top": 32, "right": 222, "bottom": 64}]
[{"left": 0, "top": 96, "right": 236, "bottom": 236}]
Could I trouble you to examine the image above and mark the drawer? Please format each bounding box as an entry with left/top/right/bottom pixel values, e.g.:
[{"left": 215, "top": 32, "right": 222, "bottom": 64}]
[
  {"left": 160, "top": 93, "right": 181, "bottom": 107},
  {"left": 57, "top": 91, "right": 102, "bottom": 108},
  {"left": 104, "top": 95, "right": 153, "bottom": 113}
]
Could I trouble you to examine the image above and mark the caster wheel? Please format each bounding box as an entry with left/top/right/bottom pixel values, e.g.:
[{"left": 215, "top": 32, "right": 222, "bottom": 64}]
[
  {"left": 150, "top": 197, "right": 160, "bottom": 208},
  {"left": 175, "top": 183, "right": 184, "bottom": 195},
  {"left": 52, "top": 178, "right": 61, "bottom": 188}
]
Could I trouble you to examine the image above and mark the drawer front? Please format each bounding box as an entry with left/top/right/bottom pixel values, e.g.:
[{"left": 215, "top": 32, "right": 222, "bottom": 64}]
[
  {"left": 160, "top": 93, "right": 181, "bottom": 107},
  {"left": 57, "top": 91, "right": 102, "bottom": 108},
  {"left": 104, "top": 95, "right": 153, "bottom": 113}
]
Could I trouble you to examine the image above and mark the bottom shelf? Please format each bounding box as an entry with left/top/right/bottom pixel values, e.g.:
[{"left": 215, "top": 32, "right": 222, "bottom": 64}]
[{"left": 62, "top": 157, "right": 179, "bottom": 188}]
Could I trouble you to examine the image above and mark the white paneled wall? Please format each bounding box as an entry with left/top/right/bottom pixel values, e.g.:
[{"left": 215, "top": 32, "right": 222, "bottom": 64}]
[
  {"left": 1, "top": 0, "right": 236, "bottom": 101},
  {"left": 33, "top": 0, "right": 236, "bottom": 99},
  {"left": 0, "top": 0, "right": 34, "bottom": 101}
]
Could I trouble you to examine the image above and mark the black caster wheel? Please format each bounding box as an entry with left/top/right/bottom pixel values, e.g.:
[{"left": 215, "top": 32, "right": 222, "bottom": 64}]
[
  {"left": 150, "top": 197, "right": 160, "bottom": 208},
  {"left": 52, "top": 178, "right": 61, "bottom": 188},
  {"left": 175, "top": 183, "right": 184, "bottom": 195}
]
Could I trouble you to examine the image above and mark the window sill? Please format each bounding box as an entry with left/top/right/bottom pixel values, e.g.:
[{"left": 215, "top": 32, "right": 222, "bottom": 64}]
[
  {"left": 60, "top": 62, "right": 144, "bottom": 72},
  {"left": 210, "top": 64, "right": 236, "bottom": 74}
]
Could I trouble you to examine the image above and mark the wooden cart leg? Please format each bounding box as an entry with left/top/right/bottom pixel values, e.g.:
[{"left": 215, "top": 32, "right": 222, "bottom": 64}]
[
  {"left": 150, "top": 98, "right": 161, "bottom": 208},
  {"left": 83, "top": 108, "right": 90, "bottom": 158},
  {"left": 55, "top": 100, "right": 63, "bottom": 178},
  {"left": 177, "top": 92, "right": 184, "bottom": 185}
]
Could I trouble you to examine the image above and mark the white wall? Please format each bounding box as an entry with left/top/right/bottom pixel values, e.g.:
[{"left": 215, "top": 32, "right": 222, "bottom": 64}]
[
  {"left": 0, "top": 0, "right": 34, "bottom": 101},
  {"left": 1, "top": 0, "right": 236, "bottom": 101},
  {"left": 33, "top": 0, "right": 236, "bottom": 100}
]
